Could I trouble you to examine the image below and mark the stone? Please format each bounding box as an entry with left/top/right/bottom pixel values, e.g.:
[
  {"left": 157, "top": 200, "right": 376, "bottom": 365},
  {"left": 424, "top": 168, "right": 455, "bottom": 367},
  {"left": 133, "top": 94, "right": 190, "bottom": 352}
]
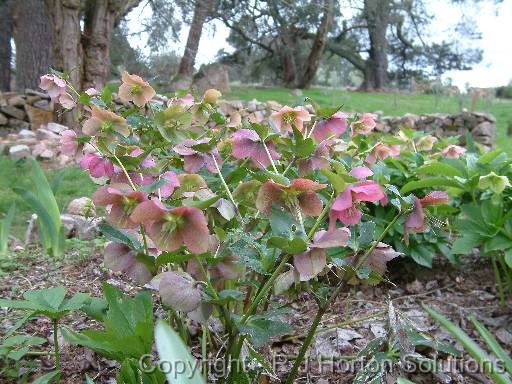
[
  {"left": 9, "top": 144, "right": 31, "bottom": 159},
  {"left": 290, "top": 88, "right": 303, "bottom": 96},
  {"left": 36, "top": 128, "right": 60, "bottom": 141},
  {"left": 8, "top": 118, "right": 30, "bottom": 131},
  {"left": 267, "top": 100, "right": 282, "bottom": 111},
  {"left": 7, "top": 95, "right": 26, "bottom": 107},
  {"left": 192, "top": 63, "right": 230, "bottom": 92},
  {"left": 495, "top": 328, "right": 512, "bottom": 345},
  {"left": 25, "top": 104, "right": 54, "bottom": 129},
  {"left": 18, "top": 129, "right": 36, "bottom": 139},
  {"left": 247, "top": 99, "right": 258, "bottom": 113},
  {"left": 60, "top": 214, "right": 103, "bottom": 240},
  {"left": 472, "top": 121, "right": 496, "bottom": 139},
  {"left": 0, "top": 113, "right": 7, "bottom": 125},
  {"left": 66, "top": 197, "right": 96, "bottom": 217},
  {"left": 38, "top": 149, "right": 55, "bottom": 160},
  {"left": 46, "top": 122, "right": 68, "bottom": 134},
  {"left": 1, "top": 105, "right": 26, "bottom": 120},
  {"left": 33, "top": 99, "right": 53, "bottom": 111},
  {"left": 25, "top": 89, "right": 49, "bottom": 98}
]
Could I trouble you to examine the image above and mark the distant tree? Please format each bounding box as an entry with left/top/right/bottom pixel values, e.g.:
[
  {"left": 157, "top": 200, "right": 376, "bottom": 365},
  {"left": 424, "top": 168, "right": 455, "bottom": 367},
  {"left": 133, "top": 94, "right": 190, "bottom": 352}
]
[
  {"left": 177, "top": 0, "right": 216, "bottom": 78},
  {"left": 109, "top": 24, "right": 150, "bottom": 79},
  {"left": 216, "top": 0, "right": 337, "bottom": 88},
  {"left": 11, "top": 0, "right": 53, "bottom": 91},
  {"left": 326, "top": 0, "right": 483, "bottom": 90},
  {"left": 0, "top": 0, "right": 12, "bottom": 91}
]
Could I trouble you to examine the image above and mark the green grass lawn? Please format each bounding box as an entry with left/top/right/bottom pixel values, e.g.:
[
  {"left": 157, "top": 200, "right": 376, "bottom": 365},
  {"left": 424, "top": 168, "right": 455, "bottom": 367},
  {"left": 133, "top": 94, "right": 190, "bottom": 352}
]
[
  {"left": 224, "top": 85, "right": 512, "bottom": 148},
  {"left": 0, "top": 156, "right": 98, "bottom": 239}
]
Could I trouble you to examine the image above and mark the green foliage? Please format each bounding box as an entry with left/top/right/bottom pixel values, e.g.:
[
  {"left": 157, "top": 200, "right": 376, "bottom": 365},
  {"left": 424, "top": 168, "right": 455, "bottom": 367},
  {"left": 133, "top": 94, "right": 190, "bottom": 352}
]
[
  {"left": 0, "top": 287, "right": 90, "bottom": 321},
  {"left": 154, "top": 321, "right": 205, "bottom": 384},
  {"left": 0, "top": 204, "right": 15, "bottom": 257},
  {"left": 0, "top": 157, "right": 97, "bottom": 240}
]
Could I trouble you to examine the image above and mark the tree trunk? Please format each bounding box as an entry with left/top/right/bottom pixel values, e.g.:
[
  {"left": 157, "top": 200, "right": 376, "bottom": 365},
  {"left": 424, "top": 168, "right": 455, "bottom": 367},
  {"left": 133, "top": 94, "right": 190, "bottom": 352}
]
[
  {"left": 82, "top": 0, "right": 119, "bottom": 89},
  {"left": 45, "top": 0, "right": 82, "bottom": 87},
  {"left": 177, "top": 0, "right": 214, "bottom": 77},
  {"left": 12, "top": 0, "right": 53, "bottom": 91},
  {"left": 0, "top": 0, "right": 13, "bottom": 91},
  {"left": 298, "top": 0, "right": 334, "bottom": 89},
  {"left": 361, "top": 0, "right": 390, "bottom": 91},
  {"left": 82, "top": 0, "right": 141, "bottom": 89}
]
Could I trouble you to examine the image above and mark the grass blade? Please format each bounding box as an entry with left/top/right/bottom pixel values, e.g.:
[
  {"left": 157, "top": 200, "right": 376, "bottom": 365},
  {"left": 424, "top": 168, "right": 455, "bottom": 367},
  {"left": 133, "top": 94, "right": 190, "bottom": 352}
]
[
  {"left": 470, "top": 315, "right": 512, "bottom": 375},
  {"left": 422, "top": 304, "right": 511, "bottom": 384}
]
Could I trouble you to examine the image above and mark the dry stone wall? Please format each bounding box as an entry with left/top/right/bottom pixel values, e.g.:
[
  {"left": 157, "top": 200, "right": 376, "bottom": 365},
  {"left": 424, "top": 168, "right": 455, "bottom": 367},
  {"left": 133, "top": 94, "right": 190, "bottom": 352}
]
[{"left": 0, "top": 92, "right": 497, "bottom": 164}]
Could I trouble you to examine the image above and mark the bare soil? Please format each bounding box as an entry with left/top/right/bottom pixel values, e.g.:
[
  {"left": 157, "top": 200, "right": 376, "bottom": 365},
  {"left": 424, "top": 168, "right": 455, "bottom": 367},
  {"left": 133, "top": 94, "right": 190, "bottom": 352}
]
[{"left": 1, "top": 249, "right": 511, "bottom": 384}]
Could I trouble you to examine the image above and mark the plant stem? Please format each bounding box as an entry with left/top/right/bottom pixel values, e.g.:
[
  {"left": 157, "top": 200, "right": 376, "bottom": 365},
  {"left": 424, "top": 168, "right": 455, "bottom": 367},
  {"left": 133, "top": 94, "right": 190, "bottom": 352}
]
[
  {"left": 211, "top": 154, "right": 242, "bottom": 220},
  {"left": 53, "top": 320, "right": 61, "bottom": 383},
  {"left": 492, "top": 256, "right": 505, "bottom": 305},
  {"left": 307, "top": 193, "right": 334, "bottom": 240},
  {"left": 284, "top": 209, "right": 405, "bottom": 384},
  {"left": 262, "top": 140, "right": 279, "bottom": 174},
  {"left": 201, "top": 326, "right": 208, "bottom": 381}
]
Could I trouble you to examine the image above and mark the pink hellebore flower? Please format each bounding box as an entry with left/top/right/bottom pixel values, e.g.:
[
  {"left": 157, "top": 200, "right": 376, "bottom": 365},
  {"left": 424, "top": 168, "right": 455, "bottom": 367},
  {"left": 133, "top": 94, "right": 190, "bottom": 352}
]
[
  {"left": 270, "top": 106, "right": 311, "bottom": 132},
  {"left": 39, "top": 74, "right": 66, "bottom": 100},
  {"left": 130, "top": 200, "right": 210, "bottom": 254},
  {"left": 169, "top": 93, "right": 195, "bottom": 108},
  {"left": 59, "top": 129, "right": 78, "bottom": 156},
  {"left": 173, "top": 138, "right": 223, "bottom": 173},
  {"left": 313, "top": 112, "right": 348, "bottom": 141},
  {"left": 298, "top": 139, "right": 334, "bottom": 176},
  {"left": 404, "top": 191, "right": 448, "bottom": 241},
  {"left": 442, "top": 145, "right": 466, "bottom": 158},
  {"left": 329, "top": 181, "right": 386, "bottom": 227},
  {"left": 231, "top": 129, "right": 280, "bottom": 168},
  {"left": 351, "top": 113, "right": 377, "bottom": 136},
  {"left": 93, "top": 183, "right": 148, "bottom": 228},
  {"left": 57, "top": 93, "right": 76, "bottom": 109},
  {"left": 104, "top": 242, "right": 152, "bottom": 284},
  {"left": 366, "top": 143, "right": 401, "bottom": 165},
  {"left": 293, "top": 227, "right": 351, "bottom": 281},
  {"left": 159, "top": 171, "right": 181, "bottom": 198},
  {"left": 85, "top": 88, "right": 98, "bottom": 96},
  {"left": 82, "top": 105, "right": 130, "bottom": 138},
  {"left": 118, "top": 71, "right": 156, "bottom": 107},
  {"left": 348, "top": 166, "right": 374, "bottom": 179},
  {"left": 256, "top": 178, "right": 326, "bottom": 217},
  {"left": 416, "top": 135, "right": 437, "bottom": 151},
  {"left": 80, "top": 153, "right": 114, "bottom": 178}
]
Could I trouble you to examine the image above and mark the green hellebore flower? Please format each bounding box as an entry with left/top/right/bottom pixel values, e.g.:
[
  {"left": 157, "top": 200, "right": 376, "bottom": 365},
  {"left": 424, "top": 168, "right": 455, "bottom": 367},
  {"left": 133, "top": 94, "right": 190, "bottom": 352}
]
[{"left": 478, "top": 172, "right": 511, "bottom": 194}]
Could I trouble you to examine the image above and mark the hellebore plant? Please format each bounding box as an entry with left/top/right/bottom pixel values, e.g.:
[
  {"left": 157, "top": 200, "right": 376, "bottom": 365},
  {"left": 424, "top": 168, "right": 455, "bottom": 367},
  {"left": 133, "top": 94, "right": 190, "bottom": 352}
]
[{"left": 40, "top": 71, "right": 454, "bottom": 383}]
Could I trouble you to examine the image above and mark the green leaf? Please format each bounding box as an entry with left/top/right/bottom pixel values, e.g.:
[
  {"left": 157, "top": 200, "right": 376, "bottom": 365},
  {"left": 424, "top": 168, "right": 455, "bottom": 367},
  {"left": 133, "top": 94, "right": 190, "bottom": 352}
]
[
  {"left": 451, "top": 234, "right": 482, "bottom": 255},
  {"left": 31, "top": 370, "right": 59, "bottom": 384},
  {"left": 410, "top": 246, "right": 435, "bottom": 268},
  {"left": 504, "top": 249, "right": 512, "bottom": 269},
  {"left": 358, "top": 221, "right": 376, "bottom": 245},
  {"left": 63, "top": 284, "right": 154, "bottom": 362},
  {"left": 155, "top": 321, "right": 205, "bottom": 384},
  {"left": 470, "top": 315, "right": 512, "bottom": 375},
  {"left": 236, "top": 317, "right": 292, "bottom": 347},
  {"left": 156, "top": 251, "right": 193, "bottom": 267},
  {"left": 416, "top": 162, "right": 464, "bottom": 177},
  {"left": 182, "top": 195, "right": 220, "bottom": 209},
  {"left": 484, "top": 234, "right": 512, "bottom": 252},
  {"left": 397, "top": 378, "right": 416, "bottom": 384},
  {"left": 400, "top": 178, "right": 464, "bottom": 194},
  {"left": 98, "top": 223, "right": 143, "bottom": 252},
  {"left": 320, "top": 169, "right": 346, "bottom": 193},
  {"left": 478, "top": 149, "right": 504, "bottom": 165},
  {"left": 422, "top": 304, "right": 511, "bottom": 384},
  {"left": 0, "top": 204, "right": 16, "bottom": 256},
  {"left": 138, "top": 178, "right": 169, "bottom": 193}
]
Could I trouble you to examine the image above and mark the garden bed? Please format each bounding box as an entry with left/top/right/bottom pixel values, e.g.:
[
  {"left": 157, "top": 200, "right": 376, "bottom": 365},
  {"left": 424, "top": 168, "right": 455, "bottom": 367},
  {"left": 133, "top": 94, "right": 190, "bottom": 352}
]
[{"left": 1, "top": 246, "right": 510, "bottom": 383}]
